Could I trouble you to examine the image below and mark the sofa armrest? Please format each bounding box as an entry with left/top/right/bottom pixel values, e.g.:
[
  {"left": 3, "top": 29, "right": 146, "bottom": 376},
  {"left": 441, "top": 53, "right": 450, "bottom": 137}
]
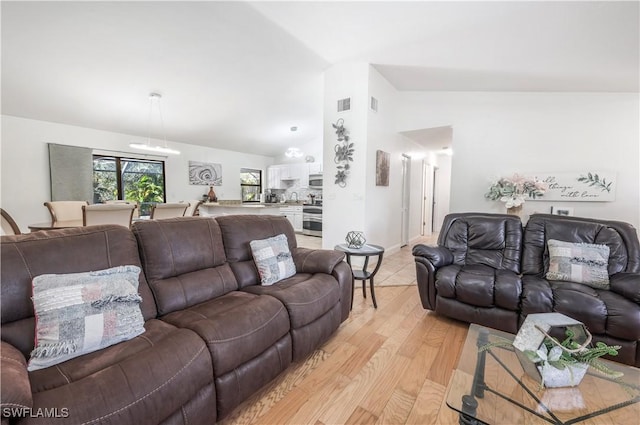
[
  {"left": 1, "top": 341, "right": 33, "bottom": 416},
  {"left": 292, "top": 248, "right": 346, "bottom": 275},
  {"left": 412, "top": 245, "right": 454, "bottom": 268},
  {"left": 610, "top": 273, "right": 640, "bottom": 304}
]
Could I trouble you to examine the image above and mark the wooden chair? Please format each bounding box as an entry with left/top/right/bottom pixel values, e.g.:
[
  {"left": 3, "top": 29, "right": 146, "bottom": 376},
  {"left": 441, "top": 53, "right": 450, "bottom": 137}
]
[
  {"left": 1, "top": 208, "right": 21, "bottom": 235},
  {"left": 183, "top": 200, "right": 203, "bottom": 217},
  {"left": 82, "top": 204, "right": 137, "bottom": 228},
  {"left": 44, "top": 201, "right": 89, "bottom": 225},
  {"left": 150, "top": 203, "right": 189, "bottom": 220}
]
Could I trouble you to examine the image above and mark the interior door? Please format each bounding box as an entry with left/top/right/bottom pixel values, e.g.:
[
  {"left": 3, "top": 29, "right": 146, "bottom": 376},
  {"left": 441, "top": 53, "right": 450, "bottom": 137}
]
[
  {"left": 421, "top": 161, "right": 434, "bottom": 236},
  {"left": 401, "top": 154, "right": 411, "bottom": 247}
]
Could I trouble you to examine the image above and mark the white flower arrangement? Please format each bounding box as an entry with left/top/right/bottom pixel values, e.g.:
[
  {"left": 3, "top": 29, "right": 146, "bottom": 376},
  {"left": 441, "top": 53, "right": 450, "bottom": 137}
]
[{"left": 485, "top": 174, "right": 548, "bottom": 208}]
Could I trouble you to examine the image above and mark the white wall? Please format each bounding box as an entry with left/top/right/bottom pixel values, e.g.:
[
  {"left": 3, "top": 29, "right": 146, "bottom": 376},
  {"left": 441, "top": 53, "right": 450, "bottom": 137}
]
[
  {"left": 1, "top": 115, "right": 275, "bottom": 231},
  {"left": 322, "top": 63, "right": 428, "bottom": 252},
  {"left": 322, "top": 63, "right": 371, "bottom": 249},
  {"left": 366, "top": 66, "right": 425, "bottom": 251},
  {"left": 396, "top": 92, "right": 640, "bottom": 228}
]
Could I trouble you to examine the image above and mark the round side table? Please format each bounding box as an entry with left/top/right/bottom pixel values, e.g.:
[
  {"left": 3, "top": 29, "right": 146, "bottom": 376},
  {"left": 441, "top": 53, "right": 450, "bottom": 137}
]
[{"left": 334, "top": 243, "right": 385, "bottom": 309}]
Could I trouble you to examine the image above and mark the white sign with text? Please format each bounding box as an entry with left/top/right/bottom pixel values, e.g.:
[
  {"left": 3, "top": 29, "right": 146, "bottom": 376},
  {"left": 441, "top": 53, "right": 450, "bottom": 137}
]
[{"left": 532, "top": 171, "right": 616, "bottom": 202}]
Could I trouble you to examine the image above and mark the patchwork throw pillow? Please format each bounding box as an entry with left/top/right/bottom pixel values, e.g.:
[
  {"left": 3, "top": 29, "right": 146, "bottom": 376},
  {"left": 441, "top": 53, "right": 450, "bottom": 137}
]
[
  {"left": 28, "top": 265, "right": 145, "bottom": 371},
  {"left": 250, "top": 233, "right": 296, "bottom": 285},
  {"left": 545, "top": 239, "right": 610, "bottom": 289}
]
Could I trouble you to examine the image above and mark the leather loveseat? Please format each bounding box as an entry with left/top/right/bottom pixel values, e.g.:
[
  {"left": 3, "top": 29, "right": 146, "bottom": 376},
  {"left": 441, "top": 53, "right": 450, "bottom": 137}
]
[
  {"left": 1, "top": 215, "right": 352, "bottom": 424},
  {"left": 413, "top": 213, "right": 640, "bottom": 367}
]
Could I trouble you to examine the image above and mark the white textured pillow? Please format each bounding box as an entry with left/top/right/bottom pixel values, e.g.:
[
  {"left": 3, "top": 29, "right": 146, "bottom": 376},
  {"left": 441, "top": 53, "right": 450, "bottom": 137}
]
[
  {"left": 29, "top": 265, "right": 145, "bottom": 371},
  {"left": 545, "top": 239, "right": 610, "bottom": 289},
  {"left": 250, "top": 234, "right": 296, "bottom": 285}
]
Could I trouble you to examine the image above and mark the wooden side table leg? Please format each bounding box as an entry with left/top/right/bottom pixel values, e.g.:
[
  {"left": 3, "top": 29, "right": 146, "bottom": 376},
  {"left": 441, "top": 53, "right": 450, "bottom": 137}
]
[
  {"left": 346, "top": 254, "right": 355, "bottom": 310},
  {"left": 370, "top": 277, "right": 377, "bottom": 308},
  {"left": 361, "top": 256, "right": 370, "bottom": 299}
]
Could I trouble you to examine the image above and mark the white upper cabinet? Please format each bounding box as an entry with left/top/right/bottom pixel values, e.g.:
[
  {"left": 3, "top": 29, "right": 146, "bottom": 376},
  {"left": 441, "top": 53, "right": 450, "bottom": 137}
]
[
  {"left": 308, "top": 162, "right": 323, "bottom": 174},
  {"left": 267, "top": 163, "right": 322, "bottom": 189}
]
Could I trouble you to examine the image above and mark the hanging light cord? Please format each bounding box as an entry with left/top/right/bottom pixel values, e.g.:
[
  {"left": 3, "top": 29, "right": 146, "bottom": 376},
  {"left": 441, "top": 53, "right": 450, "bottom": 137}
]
[{"left": 147, "top": 93, "right": 168, "bottom": 147}]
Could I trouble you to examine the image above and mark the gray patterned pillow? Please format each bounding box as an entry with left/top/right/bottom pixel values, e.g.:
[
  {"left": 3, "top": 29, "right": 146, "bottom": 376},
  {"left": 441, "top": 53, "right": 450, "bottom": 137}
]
[
  {"left": 28, "top": 265, "right": 145, "bottom": 371},
  {"left": 250, "top": 233, "right": 296, "bottom": 285},
  {"left": 545, "top": 239, "right": 610, "bottom": 289}
]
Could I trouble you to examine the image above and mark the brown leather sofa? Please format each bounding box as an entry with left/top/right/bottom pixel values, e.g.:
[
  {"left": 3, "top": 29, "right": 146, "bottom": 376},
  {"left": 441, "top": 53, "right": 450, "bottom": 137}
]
[
  {"left": 413, "top": 213, "right": 640, "bottom": 367},
  {"left": 1, "top": 215, "right": 352, "bottom": 424}
]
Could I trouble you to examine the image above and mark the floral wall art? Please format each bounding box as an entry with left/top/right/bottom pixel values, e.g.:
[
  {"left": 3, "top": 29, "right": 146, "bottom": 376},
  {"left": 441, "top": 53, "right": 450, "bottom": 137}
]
[
  {"left": 539, "top": 171, "right": 616, "bottom": 201},
  {"left": 485, "top": 170, "right": 617, "bottom": 211},
  {"left": 333, "top": 119, "right": 354, "bottom": 187},
  {"left": 189, "top": 161, "right": 222, "bottom": 186}
]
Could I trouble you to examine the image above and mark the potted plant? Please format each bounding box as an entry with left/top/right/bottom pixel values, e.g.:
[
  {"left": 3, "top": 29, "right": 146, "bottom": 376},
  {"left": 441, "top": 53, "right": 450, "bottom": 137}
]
[
  {"left": 483, "top": 313, "right": 623, "bottom": 388},
  {"left": 523, "top": 328, "right": 622, "bottom": 388}
]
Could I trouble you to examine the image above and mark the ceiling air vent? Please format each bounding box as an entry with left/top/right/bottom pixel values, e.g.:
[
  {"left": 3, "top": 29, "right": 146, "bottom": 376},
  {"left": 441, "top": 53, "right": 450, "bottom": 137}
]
[
  {"left": 337, "top": 97, "right": 351, "bottom": 112},
  {"left": 370, "top": 96, "right": 378, "bottom": 112}
]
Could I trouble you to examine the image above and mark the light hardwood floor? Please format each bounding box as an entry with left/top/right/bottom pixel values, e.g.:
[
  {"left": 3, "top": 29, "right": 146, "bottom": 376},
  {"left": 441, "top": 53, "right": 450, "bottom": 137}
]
[{"left": 221, "top": 234, "right": 469, "bottom": 425}]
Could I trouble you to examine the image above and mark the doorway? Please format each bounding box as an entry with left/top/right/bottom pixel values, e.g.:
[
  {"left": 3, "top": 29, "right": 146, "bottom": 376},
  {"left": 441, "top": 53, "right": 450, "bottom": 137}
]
[{"left": 401, "top": 154, "right": 411, "bottom": 247}]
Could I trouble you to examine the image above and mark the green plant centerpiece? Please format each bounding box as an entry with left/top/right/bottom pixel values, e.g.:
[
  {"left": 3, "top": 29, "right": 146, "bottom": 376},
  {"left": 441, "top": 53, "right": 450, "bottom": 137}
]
[
  {"left": 522, "top": 328, "right": 622, "bottom": 388},
  {"left": 485, "top": 313, "right": 622, "bottom": 389}
]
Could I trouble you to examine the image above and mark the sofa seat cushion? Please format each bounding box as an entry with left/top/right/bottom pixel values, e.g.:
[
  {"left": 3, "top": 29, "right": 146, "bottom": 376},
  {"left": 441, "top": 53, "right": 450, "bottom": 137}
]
[
  {"left": 161, "top": 291, "right": 290, "bottom": 377},
  {"left": 435, "top": 264, "right": 521, "bottom": 311},
  {"left": 242, "top": 273, "right": 341, "bottom": 329},
  {"left": 27, "top": 319, "right": 214, "bottom": 425},
  {"left": 521, "top": 276, "right": 640, "bottom": 342}
]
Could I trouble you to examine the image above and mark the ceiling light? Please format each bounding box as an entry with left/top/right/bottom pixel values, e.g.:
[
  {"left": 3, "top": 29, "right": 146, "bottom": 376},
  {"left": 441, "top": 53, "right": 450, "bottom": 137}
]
[
  {"left": 128, "top": 143, "right": 181, "bottom": 155},
  {"left": 130, "top": 93, "right": 180, "bottom": 155},
  {"left": 285, "top": 147, "right": 303, "bottom": 158},
  {"left": 290, "top": 126, "right": 298, "bottom": 132}
]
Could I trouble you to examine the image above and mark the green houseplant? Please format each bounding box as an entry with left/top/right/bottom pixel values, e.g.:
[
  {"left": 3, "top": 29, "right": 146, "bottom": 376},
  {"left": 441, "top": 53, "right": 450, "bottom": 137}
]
[
  {"left": 482, "top": 328, "right": 622, "bottom": 388},
  {"left": 524, "top": 329, "right": 622, "bottom": 387}
]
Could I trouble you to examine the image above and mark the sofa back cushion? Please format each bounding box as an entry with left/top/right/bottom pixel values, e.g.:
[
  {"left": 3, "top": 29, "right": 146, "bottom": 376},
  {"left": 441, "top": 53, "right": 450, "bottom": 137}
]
[
  {"left": 522, "top": 214, "right": 640, "bottom": 276},
  {"left": 1, "top": 225, "right": 156, "bottom": 358},
  {"left": 216, "top": 215, "right": 297, "bottom": 288},
  {"left": 132, "top": 217, "right": 238, "bottom": 316},
  {"left": 437, "top": 213, "right": 523, "bottom": 274}
]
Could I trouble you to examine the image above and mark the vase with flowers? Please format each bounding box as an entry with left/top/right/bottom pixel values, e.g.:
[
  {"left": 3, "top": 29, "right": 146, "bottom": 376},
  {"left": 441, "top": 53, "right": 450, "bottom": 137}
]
[{"left": 485, "top": 174, "right": 547, "bottom": 215}]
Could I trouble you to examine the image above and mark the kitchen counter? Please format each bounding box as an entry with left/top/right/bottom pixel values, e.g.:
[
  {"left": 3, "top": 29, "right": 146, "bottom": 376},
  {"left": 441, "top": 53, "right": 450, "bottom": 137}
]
[
  {"left": 202, "top": 202, "right": 283, "bottom": 208},
  {"left": 199, "top": 202, "right": 284, "bottom": 217}
]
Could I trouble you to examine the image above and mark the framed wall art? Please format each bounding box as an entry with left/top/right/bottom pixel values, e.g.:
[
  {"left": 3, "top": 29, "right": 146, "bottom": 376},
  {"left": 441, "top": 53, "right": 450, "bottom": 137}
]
[
  {"left": 376, "top": 150, "right": 390, "bottom": 186},
  {"left": 189, "top": 161, "right": 222, "bottom": 186}
]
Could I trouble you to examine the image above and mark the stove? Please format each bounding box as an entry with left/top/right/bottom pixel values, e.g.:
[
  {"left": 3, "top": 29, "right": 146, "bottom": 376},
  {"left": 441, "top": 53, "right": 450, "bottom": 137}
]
[{"left": 302, "top": 203, "right": 322, "bottom": 237}]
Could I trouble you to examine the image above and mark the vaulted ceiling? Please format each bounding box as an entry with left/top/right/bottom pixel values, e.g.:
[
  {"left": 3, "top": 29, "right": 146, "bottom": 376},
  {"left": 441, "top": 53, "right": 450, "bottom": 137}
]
[{"left": 2, "top": 1, "right": 638, "bottom": 156}]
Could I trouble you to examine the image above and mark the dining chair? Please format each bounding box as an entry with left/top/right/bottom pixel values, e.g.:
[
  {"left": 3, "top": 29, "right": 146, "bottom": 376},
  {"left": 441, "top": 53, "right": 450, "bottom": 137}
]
[
  {"left": 106, "top": 200, "right": 141, "bottom": 218},
  {"left": 82, "top": 204, "right": 137, "bottom": 228},
  {"left": 1, "top": 208, "right": 22, "bottom": 235},
  {"left": 183, "top": 200, "right": 204, "bottom": 216},
  {"left": 44, "top": 201, "right": 89, "bottom": 225},
  {"left": 150, "top": 203, "right": 189, "bottom": 220}
]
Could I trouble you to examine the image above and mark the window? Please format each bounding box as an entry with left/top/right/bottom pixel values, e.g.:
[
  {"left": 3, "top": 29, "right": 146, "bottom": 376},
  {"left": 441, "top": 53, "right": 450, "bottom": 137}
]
[
  {"left": 240, "top": 168, "right": 262, "bottom": 203},
  {"left": 93, "top": 156, "right": 166, "bottom": 216}
]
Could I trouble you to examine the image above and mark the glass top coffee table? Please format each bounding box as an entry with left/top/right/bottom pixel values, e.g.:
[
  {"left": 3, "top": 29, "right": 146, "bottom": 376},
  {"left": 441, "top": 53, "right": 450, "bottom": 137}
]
[{"left": 446, "top": 324, "right": 640, "bottom": 424}]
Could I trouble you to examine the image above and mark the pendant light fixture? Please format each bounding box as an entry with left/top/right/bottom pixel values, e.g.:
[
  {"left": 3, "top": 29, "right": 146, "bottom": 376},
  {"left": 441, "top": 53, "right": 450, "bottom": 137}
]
[
  {"left": 284, "top": 125, "right": 303, "bottom": 158},
  {"left": 284, "top": 147, "right": 303, "bottom": 158},
  {"left": 129, "top": 92, "right": 180, "bottom": 155}
]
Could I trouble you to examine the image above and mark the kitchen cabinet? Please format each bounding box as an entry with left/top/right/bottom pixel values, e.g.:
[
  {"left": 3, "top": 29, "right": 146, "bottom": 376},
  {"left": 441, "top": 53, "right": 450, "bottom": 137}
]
[
  {"left": 279, "top": 205, "right": 303, "bottom": 232},
  {"left": 308, "top": 162, "right": 323, "bottom": 174},
  {"left": 267, "top": 165, "right": 285, "bottom": 189},
  {"left": 267, "top": 163, "right": 313, "bottom": 189}
]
